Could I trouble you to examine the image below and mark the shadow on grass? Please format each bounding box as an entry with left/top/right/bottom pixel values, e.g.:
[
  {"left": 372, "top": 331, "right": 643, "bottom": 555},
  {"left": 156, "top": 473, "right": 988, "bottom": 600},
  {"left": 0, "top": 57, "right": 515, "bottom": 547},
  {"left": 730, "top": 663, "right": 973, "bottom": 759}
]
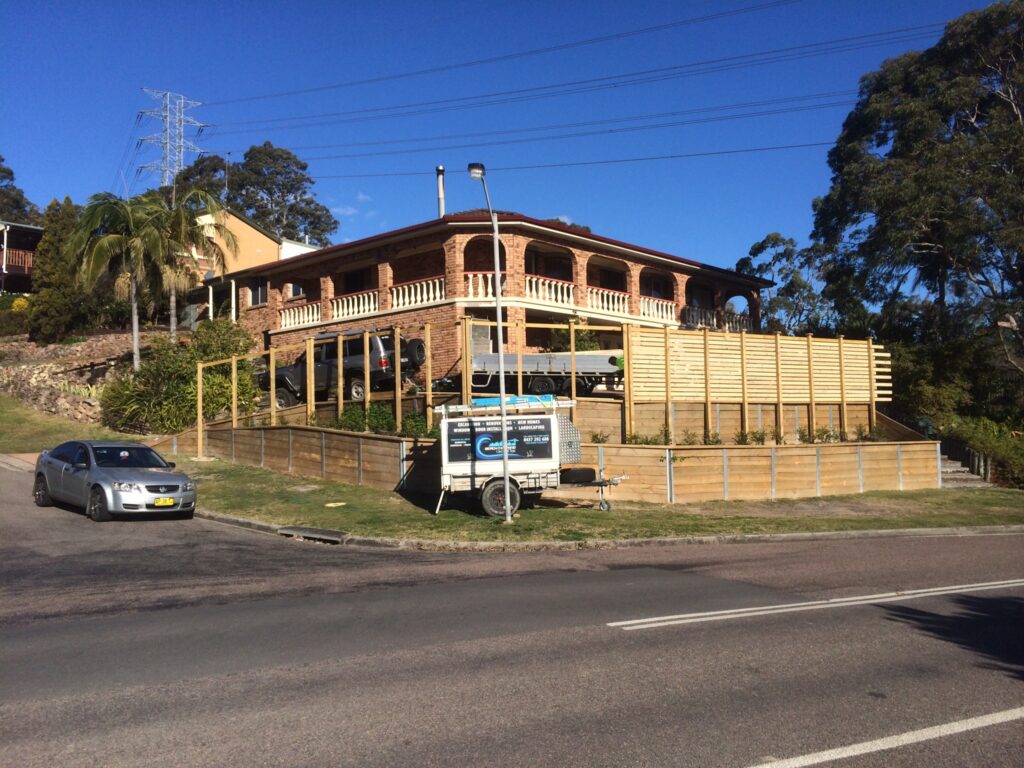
[{"left": 883, "top": 595, "right": 1024, "bottom": 682}]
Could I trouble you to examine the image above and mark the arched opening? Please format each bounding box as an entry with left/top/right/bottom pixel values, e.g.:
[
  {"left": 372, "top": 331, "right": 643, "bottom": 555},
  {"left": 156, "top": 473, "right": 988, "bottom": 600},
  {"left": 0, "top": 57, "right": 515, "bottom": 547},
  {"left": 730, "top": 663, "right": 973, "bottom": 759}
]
[
  {"left": 585, "top": 256, "right": 630, "bottom": 315},
  {"left": 525, "top": 241, "right": 574, "bottom": 305},
  {"left": 639, "top": 267, "right": 675, "bottom": 321},
  {"left": 724, "top": 292, "right": 754, "bottom": 332},
  {"left": 464, "top": 235, "right": 507, "bottom": 298},
  {"left": 683, "top": 281, "right": 717, "bottom": 328}
]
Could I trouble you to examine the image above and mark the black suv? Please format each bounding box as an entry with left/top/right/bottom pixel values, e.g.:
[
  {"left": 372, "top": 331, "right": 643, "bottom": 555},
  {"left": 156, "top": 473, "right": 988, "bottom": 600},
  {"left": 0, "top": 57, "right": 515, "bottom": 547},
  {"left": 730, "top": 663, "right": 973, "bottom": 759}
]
[{"left": 258, "top": 332, "right": 427, "bottom": 405}]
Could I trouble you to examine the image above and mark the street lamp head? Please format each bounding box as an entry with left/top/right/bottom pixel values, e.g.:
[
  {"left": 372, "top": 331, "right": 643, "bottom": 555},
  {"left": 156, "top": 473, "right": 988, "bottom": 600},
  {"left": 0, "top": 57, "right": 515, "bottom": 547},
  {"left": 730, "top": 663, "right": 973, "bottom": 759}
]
[{"left": 467, "top": 162, "right": 485, "bottom": 180}]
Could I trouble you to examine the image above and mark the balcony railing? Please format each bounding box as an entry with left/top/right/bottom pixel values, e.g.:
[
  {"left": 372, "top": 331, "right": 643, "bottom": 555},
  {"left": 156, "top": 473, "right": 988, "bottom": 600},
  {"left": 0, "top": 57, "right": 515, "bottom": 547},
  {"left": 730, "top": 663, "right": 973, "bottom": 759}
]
[
  {"left": 465, "top": 271, "right": 506, "bottom": 299},
  {"left": 639, "top": 295, "right": 675, "bottom": 322},
  {"left": 587, "top": 286, "right": 630, "bottom": 315},
  {"left": 525, "top": 274, "right": 574, "bottom": 306},
  {"left": 2, "top": 248, "right": 34, "bottom": 273},
  {"left": 391, "top": 276, "right": 445, "bottom": 309},
  {"left": 682, "top": 305, "right": 753, "bottom": 332},
  {"left": 724, "top": 311, "right": 752, "bottom": 332},
  {"left": 331, "top": 289, "right": 378, "bottom": 320},
  {"left": 280, "top": 300, "right": 322, "bottom": 329}
]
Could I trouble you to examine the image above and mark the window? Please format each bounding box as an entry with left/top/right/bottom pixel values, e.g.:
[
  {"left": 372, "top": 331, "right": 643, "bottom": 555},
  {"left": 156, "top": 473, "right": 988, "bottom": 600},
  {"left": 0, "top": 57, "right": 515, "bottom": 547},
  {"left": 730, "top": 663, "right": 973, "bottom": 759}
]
[
  {"left": 250, "top": 277, "right": 268, "bottom": 306},
  {"left": 291, "top": 283, "right": 305, "bottom": 298},
  {"left": 49, "top": 442, "right": 77, "bottom": 464},
  {"left": 72, "top": 445, "right": 90, "bottom": 468},
  {"left": 93, "top": 446, "right": 169, "bottom": 469}
]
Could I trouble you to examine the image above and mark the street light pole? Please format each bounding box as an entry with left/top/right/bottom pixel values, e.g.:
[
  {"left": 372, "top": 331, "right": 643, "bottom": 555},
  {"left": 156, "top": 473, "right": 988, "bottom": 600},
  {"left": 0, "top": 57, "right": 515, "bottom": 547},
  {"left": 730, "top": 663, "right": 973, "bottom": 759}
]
[{"left": 468, "top": 163, "right": 513, "bottom": 523}]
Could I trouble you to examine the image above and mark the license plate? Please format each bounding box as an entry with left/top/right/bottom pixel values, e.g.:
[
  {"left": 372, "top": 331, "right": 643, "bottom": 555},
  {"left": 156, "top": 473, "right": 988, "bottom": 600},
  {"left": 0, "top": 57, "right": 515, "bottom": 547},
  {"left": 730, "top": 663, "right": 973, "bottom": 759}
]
[{"left": 154, "top": 497, "right": 175, "bottom": 507}]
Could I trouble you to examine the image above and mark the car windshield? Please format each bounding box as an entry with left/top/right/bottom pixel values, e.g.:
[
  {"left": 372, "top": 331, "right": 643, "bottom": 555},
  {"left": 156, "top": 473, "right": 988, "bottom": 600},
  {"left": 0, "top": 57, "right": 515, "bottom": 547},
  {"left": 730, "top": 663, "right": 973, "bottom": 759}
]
[{"left": 93, "top": 446, "right": 170, "bottom": 469}]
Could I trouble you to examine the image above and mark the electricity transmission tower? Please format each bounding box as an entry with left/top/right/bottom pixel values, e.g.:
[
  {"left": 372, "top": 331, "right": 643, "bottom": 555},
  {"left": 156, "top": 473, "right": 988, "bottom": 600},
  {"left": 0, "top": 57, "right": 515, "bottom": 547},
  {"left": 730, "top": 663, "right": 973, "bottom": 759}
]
[{"left": 137, "top": 88, "right": 205, "bottom": 192}]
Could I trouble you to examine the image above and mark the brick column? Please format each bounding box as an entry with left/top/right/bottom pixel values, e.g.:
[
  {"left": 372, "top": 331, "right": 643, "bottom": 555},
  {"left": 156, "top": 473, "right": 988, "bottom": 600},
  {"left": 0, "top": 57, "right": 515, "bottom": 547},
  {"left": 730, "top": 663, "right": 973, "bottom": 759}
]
[
  {"left": 319, "top": 275, "right": 334, "bottom": 320},
  {"left": 748, "top": 290, "right": 762, "bottom": 329},
  {"left": 714, "top": 287, "right": 726, "bottom": 329},
  {"left": 504, "top": 233, "right": 525, "bottom": 298},
  {"left": 672, "top": 273, "right": 689, "bottom": 324},
  {"left": 627, "top": 263, "right": 643, "bottom": 316},
  {"left": 267, "top": 281, "right": 283, "bottom": 329},
  {"left": 572, "top": 250, "right": 590, "bottom": 308},
  {"left": 444, "top": 235, "right": 466, "bottom": 298},
  {"left": 377, "top": 260, "right": 393, "bottom": 311}
]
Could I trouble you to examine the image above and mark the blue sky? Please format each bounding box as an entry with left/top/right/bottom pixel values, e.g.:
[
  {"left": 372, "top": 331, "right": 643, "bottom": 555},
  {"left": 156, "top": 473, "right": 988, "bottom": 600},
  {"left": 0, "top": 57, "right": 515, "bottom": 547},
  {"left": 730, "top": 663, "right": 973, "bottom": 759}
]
[{"left": 2, "top": 0, "right": 989, "bottom": 271}]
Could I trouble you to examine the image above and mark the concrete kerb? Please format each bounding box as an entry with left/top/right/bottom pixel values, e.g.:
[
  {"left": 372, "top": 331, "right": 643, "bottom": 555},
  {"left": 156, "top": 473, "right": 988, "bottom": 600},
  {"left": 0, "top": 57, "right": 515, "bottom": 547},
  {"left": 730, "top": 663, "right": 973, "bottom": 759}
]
[{"left": 193, "top": 508, "right": 1024, "bottom": 552}]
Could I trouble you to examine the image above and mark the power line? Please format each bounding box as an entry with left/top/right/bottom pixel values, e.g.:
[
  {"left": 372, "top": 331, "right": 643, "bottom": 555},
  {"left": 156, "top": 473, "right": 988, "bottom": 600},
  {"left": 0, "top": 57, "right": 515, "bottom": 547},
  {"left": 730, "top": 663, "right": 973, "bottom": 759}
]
[
  {"left": 201, "top": 0, "right": 799, "bottom": 107},
  {"left": 207, "top": 89, "right": 857, "bottom": 155},
  {"left": 207, "top": 24, "right": 940, "bottom": 137},
  {"left": 300, "top": 100, "right": 854, "bottom": 162},
  {"left": 310, "top": 140, "right": 835, "bottom": 179}
]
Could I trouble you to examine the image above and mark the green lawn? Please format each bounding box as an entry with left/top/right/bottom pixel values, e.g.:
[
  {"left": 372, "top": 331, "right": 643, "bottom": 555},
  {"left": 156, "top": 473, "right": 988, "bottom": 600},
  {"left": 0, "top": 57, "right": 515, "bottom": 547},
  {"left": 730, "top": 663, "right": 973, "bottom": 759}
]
[
  {"left": 0, "top": 394, "right": 135, "bottom": 453},
  {"left": 175, "top": 455, "right": 1024, "bottom": 542}
]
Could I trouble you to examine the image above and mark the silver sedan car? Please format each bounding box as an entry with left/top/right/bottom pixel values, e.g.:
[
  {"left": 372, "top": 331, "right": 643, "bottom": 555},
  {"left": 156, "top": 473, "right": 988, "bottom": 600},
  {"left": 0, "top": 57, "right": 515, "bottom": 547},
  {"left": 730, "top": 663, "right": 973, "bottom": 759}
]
[{"left": 33, "top": 441, "right": 197, "bottom": 522}]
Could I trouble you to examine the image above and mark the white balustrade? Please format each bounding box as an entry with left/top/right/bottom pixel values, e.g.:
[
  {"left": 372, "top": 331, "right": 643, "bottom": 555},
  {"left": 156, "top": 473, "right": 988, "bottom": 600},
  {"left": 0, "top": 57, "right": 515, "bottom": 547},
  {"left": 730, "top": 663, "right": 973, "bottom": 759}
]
[
  {"left": 279, "top": 301, "right": 322, "bottom": 329},
  {"left": 525, "top": 274, "right": 574, "bottom": 306},
  {"left": 390, "top": 277, "right": 446, "bottom": 309},
  {"left": 465, "top": 272, "right": 506, "bottom": 299},
  {"left": 724, "top": 311, "right": 752, "bottom": 332},
  {"left": 586, "top": 286, "right": 630, "bottom": 316},
  {"left": 639, "top": 295, "right": 676, "bottom": 322},
  {"left": 681, "top": 306, "right": 718, "bottom": 328},
  {"left": 331, "top": 289, "right": 379, "bottom": 320}
]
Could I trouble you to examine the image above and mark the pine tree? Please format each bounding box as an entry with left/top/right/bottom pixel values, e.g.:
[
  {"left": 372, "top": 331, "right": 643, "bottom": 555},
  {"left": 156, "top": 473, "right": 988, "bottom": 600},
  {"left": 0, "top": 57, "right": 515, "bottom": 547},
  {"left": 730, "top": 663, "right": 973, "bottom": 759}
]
[{"left": 27, "top": 198, "right": 89, "bottom": 344}]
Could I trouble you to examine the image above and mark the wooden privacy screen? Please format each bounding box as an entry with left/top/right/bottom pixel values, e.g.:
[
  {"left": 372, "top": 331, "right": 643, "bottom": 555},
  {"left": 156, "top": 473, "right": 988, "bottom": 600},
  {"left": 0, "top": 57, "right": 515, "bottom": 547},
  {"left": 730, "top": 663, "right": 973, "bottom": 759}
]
[{"left": 628, "top": 327, "right": 891, "bottom": 404}]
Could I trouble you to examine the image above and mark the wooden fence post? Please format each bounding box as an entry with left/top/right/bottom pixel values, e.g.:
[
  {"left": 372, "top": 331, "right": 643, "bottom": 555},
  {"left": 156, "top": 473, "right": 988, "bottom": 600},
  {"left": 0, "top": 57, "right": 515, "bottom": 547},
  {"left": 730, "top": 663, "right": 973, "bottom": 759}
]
[
  {"left": 622, "top": 324, "right": 634, "bottom": 437},
  {"left": 838, "top": 335, "right": 848, "bottom": 439},
  {"left": 774, "top": 332, "right": 784, "bottom": 443},
  {"left": 867, "top": 338, "right": 877, "bottom": 431},
  {"left": 702, "top": 327, "right": 712, "bottom": 439},
  {"left": 269, "top": 348, "right": 277, "bottom": 427},
  {"left": 393, "top": 326, "right": 402, "bottom": 429},
  {"left": 305, "top": 336, "right": 315, "bottom": 425},
  {"left": 363, "top": 330, "right": 371, "bottom": 418},
  {"left": 337, "top": 335, "right": 344, "bottom": 421},
  {"left": 424, "top": 323, "right": 433, "bottom": 431},
  {"left": 806, "top": 334, "right": 816, "bottom": 440},
  {"left": 230, "top": 355, "right": 238, "bottom": 429},
  {"left": 196, "top": 362, "right": 204, "bottom": 458},
  {"left": 461, "top": 317, "right": 472, "bottom": 406},
  {"left": 663, "top": 325, "right": 673, "bottom": 443},
  {"left": 516, "top": 320, "right": 524, "bottom": 397},
  {"left": 569, "top": 319, "right": 577, "bottom": 423},
  {"left": 739, "top": 330, "right": 748, "bottom": 435}
]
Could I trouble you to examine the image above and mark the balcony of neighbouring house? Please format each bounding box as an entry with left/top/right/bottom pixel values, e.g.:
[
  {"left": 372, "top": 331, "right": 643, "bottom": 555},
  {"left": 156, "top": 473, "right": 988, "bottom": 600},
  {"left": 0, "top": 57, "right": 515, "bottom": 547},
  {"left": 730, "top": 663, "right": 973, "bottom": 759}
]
[
  {"left": 331, "top": 289, "right": 379, "bottom": 320},
  {"left": 3, "top": 248, "right": 34, "bottom": 274},
  {"left": 390, "top": 276, "right": 446, "bottom": 309},
  {"left": 280, "top": 300, "right": 322, "bottom": 329},
  {"left": 465, "top": 271, "right": 506, "bottom": 299},
  {"left": 525, "top": 274, "right": 575, "bottom": 307},
  {"left": 681, "top": 305, "right": 752, "bottom": 332}
]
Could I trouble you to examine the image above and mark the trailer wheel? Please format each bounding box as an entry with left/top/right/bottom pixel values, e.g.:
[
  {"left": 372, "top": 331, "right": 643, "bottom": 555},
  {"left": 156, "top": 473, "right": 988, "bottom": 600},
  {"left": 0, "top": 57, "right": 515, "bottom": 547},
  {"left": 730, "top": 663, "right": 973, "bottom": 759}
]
[
  {"left": 599, "top": 499, "right": 612, "bottom": 512},
  {"left": 529, "top": 376, "right": 557, "bottom": 395},
  {"left": 481, "top": 479, "right": 520, "bottom": 517}
]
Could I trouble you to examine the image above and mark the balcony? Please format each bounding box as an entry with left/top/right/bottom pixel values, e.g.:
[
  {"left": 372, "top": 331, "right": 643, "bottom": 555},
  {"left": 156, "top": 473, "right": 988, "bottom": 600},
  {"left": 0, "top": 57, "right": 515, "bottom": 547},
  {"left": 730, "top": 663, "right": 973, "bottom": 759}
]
[
  {"left": 3, "top": 248, "right": 34, "bottom": 274},
  {"left": 331, "top": 289, "right": 378, "bottom": 320},
  {"left": 586, "top": 286, "right": 630, "bottom": 316},
  {"left": 465, "top": 271, "right": 506, "bottom": 299},
  {"left": 682, "top": 305, "right": 752, "bottom": 332},
  {"left": 639, "top": 295, "right": 675, "bottom": 322},
  {"left": 391, "top": 277, "right": 445, "bottom": 309},
  {"left": 525, "top": 274, "right": 574, "bottom": 307},
  {"left": 280, "top": 300, "right": 322, "bottom": 329}
]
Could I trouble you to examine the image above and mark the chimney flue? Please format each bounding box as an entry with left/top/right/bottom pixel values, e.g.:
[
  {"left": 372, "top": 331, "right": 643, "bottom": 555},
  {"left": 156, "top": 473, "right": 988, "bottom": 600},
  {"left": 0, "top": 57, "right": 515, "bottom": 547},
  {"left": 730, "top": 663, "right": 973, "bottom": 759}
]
[{"left": 436, "top": 165, "right": 446, "bottom": 218}]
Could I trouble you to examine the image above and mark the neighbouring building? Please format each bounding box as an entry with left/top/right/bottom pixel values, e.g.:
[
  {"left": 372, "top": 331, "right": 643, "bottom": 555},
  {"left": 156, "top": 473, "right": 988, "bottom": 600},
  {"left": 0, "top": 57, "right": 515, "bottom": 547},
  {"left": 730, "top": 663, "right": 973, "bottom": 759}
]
[
  {"left": 0, "top": 220, "right": 44, "bottom": 295},
  {"left": 221, "top": 210, "right": 771, "bottom": 381}
]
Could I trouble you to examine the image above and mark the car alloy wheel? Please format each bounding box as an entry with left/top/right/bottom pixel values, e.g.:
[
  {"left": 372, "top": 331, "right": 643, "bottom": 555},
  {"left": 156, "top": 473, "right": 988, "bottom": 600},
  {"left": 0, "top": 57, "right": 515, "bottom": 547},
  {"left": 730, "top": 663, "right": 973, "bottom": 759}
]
[
  {"left": 33, "top": 475, "right": 53, "bottom": 507},
  {"left": 88, "top": 487, "right": 112, "bottom": 523}
]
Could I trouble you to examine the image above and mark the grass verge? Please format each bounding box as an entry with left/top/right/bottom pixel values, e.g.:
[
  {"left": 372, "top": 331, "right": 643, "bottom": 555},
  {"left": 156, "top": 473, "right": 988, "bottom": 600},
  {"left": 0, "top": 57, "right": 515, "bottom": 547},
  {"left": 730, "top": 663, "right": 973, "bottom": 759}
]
[
  {"left": 0, "top": 394, "right": 135, "bottom": 453},
  {"left": 175, "top": 456, "right": 1024, "bottom": 542}
]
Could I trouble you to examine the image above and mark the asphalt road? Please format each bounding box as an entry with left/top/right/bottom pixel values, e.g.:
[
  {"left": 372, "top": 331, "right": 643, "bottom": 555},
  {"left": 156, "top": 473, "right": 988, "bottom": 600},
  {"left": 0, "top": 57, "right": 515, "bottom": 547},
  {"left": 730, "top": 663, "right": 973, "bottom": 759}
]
[{"left": 1, "top": 462, "right": 1022, "bottom": 767}]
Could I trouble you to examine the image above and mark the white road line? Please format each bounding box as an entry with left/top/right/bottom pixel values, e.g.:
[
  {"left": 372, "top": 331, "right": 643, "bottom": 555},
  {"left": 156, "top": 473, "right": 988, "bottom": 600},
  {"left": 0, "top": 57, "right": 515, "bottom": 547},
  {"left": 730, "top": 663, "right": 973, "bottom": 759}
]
[
  {"left": 744, "top": 706, "right": 1024, "bottom": 767},
  {"left": 608, "top": 578, "right": 1024, "bottom": 631}
]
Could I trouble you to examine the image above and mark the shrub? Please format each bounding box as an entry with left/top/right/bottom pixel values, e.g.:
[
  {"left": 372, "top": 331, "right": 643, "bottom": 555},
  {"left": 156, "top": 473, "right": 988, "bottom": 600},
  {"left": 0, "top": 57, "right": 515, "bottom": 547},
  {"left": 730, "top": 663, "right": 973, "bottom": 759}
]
[
  {"left": 10, "top": 296, "right": 29, "bottom": 313},
  {"left": 590, "top": 431, "right": 610, "bottom": 443},
  {"left": 796, "top": 427, "right": 811, "bottom": 444},
  {"left": 546, "top": 326, "right": 601, "bottom": 352},
  {"left": 944, "top": 417, "right": 1024, "bottom": 488},
  {"left": 733, "top": 430, "right": 750, "bottom": 445},
  {"left": 0, "top": 309, "right": 27, "bottom": 336},
  {"left": 814, "top": 426, "right": 842, "bottom": 443},
  {"left": 100, "top": 319, "right": 257, "bottom": 433},
  {"left": 854, "top": 423, "right": 886, "bottom": 442},
  {"left": 678, "top": 429, "right": 700, "bottom": 445},
  {"left": 770, "top": 427, "right": 784, "bottom": 444},
  {"left": 332, "top": 407, "right": 367, "bottom": 433},
  {"left": 749, "top": 429, "right": 768, "bottom": 445},
  {"left": 400, "top": 413, "right": 430, "bottom": 437},
  {"left": 704, "top": 431, "right": 722, "bottom": 445},
  {"left": 367, "top": 402, "right": 396, "bottom": 434}
]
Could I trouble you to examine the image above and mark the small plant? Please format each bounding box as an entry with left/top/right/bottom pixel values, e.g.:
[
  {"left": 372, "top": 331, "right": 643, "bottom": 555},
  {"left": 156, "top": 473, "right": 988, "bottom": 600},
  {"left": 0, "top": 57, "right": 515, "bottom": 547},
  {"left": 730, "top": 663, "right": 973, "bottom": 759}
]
[
  {"left": 590, "top": 431, "right": 610, "bottom": 444},
  {"left": 626, "top": 432, "right": 663, "bottom": 445},
  {"left": 333, "top": 407, "right": 367, "bottom": 432},
  {"left": 796, "top": 427, "right": 811, "bottom": 444},
  {"left": 770, "top": 427, "right": 784, "bottom": 444},
  {"left": 704, "top": 431, "right": 722, "bottom": 445},
  {"left": 733, "top": 430, "right": 750, "bottom": 445},
  {"left": 855, "top": 423, "right": 886, "bottom": 442},
  {"left": 400, "top": 413, "right": 430, "bottom": 437},
  {"left": 814, "top": 426, "right": 842, "bottom": 443},
  {"left": 749, "top": 429, "right": 767, "bottom": 445},
  {"left": 678, "top": 429, "right": 701, "bottom": 445},
  {"left": 367, "top": 402, "right": 397, "bottom": 434}
]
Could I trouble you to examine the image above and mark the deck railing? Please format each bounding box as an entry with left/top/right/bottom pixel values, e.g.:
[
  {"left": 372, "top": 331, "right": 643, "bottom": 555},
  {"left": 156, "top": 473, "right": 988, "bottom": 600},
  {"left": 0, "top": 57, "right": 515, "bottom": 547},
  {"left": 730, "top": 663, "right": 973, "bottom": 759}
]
[
  {"left": 2, "top": 248, "right": 34, "bottom": 272},
  {"left": 587, "top": 285, "right": 630, "bottom": 315},
  {"left": 391, "top": 276, "right": 445, "bottom": 309},
  {"left": 681, "top": 306, "right": 717, "bottom": 328},
  {"left": 639, "top": 295, "right": 675, "bottom": 322},
  {"left": 279, "top": 300, "right": 322, "bottom": 329},
  {"left": 525, "top": 274, "right": 574, "bottom": 306},
  {"left": 331, "top": 289, "right": 378, "bottom": 320},
  {"left": 465, "top": 271, "right": 506, "bottom": 299},
  {"left": 723, "top": 311, "right": 752, "bottom": 332}
]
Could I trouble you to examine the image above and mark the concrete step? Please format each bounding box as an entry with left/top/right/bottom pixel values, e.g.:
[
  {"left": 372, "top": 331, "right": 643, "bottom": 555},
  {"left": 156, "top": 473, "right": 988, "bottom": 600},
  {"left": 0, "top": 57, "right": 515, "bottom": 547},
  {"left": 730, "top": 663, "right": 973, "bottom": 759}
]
[{"left": 939, "top": 455, "right": 992, "bottom": 488}]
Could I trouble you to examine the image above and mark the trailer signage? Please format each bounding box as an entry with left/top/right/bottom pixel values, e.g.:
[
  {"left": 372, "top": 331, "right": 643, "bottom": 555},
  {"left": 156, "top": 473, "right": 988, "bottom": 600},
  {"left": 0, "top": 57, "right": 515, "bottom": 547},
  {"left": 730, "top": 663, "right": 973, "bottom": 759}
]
[{"left": 446, "top": 416, "right": 553, "bottom": 462}]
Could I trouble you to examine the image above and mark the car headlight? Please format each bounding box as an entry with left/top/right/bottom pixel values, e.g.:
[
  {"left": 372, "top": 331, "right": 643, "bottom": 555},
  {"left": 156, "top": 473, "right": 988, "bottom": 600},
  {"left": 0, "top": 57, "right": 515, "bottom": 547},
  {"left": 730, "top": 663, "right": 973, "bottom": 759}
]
[
  {"left": 183, "top": 481, "right": 195, "bottom": 492},
  {"left": 112, "top": 482, "right": 141, "bottom": 493}
]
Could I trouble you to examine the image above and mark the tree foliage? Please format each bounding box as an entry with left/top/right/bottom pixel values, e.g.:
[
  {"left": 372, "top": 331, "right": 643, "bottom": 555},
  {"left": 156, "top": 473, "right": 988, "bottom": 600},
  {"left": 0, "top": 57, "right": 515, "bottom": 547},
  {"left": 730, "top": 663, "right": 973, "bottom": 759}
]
[
  {"left": 0, "top": 155, "right": 41, "bottom": 225},
  {"left": 26, "top": 198, "right": 94, "bottom": 344},
  {"left": 173, "top": 142, "right": 338, "bottom": 246},
  {"left": 813, "top": 2, "right": 1023, "bottom": 322}
]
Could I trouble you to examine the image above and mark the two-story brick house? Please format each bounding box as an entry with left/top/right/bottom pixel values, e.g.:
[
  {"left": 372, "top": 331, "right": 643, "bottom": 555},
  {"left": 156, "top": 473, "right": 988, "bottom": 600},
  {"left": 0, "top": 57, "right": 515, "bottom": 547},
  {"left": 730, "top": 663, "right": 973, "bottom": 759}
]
[{"left": 225, "top": 211, "right": 770, "bottom": 379}]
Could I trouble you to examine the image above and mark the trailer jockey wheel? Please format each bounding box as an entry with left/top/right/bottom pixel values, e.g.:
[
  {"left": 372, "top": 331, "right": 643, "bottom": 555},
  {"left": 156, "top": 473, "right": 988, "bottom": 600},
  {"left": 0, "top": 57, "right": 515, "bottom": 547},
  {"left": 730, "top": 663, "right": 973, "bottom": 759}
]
[
  {"left": 599, "top": 498, "right": 612, "bottom": 512},
  {"left": 481, "top": 479, "right": 520, "bottom": 517}
]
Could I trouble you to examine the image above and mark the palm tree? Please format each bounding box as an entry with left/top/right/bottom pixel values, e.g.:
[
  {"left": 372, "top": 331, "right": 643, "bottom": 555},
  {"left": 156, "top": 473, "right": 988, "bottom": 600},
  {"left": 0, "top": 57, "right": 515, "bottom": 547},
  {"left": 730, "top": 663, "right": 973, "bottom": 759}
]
[
  {"left": 158, "top": 189, "right": 237, "bottom": 342},
  {"left": 72, "top": 193, "right": 166, "bottom": 371}
]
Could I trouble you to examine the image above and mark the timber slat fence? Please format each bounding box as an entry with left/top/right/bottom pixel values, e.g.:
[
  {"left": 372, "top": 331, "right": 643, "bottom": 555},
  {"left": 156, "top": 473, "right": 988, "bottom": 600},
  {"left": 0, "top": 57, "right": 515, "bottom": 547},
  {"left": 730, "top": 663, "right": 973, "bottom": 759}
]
[{"left": 150, "top": 426, "right": 941, "bottom": 506}]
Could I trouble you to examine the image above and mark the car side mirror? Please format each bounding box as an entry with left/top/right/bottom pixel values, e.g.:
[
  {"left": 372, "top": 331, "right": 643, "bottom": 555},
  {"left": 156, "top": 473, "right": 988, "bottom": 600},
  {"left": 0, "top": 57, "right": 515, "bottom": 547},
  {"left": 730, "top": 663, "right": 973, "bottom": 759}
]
[
  {"left": 73, "top": 462, "right": 89, "bottom": 470},
  {"left": 167, "top": 462, "right": 176, "bottom": 468}
]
